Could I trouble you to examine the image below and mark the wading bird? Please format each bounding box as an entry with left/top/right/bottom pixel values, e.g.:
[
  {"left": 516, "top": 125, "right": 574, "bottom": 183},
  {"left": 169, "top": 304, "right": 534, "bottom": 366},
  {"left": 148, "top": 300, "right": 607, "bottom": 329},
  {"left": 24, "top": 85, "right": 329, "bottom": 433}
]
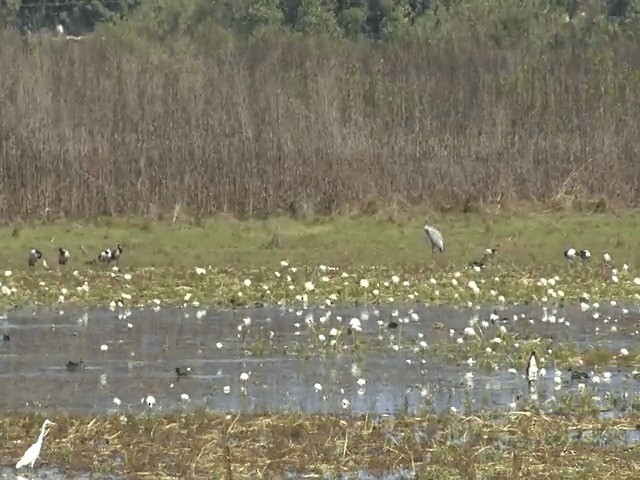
[
  {"left": 28, "top": 248, "right": 42, "bottom": 267},
  {"left": 564, "top": 248, "right": 577, "bottom": 261},
  {"left": 58, "top": 248, "right": 70, "bottom": 265},
  {"left": 15, "top": 419, "right": 55, "bottom": 469},
  {"left": 526, "top": 351, "right": 538, "bottom": 383},
  {"left": 423, "top": 223, "right": 444, "bottom": 255}
]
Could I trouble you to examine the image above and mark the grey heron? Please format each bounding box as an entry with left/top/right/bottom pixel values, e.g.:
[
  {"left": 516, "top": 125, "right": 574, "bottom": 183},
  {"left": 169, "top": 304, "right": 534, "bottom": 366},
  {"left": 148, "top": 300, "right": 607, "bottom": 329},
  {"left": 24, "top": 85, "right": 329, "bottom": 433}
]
[{"left": 423, "top": 223, "right": 444, "bottom": 254}]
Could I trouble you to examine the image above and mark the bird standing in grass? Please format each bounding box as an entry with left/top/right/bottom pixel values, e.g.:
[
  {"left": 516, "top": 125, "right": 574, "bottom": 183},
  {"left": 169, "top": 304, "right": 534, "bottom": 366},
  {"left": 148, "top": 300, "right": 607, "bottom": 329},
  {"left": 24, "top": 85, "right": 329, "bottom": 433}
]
[
  {"left": 58, "top": 248, "right": 70, "bottom": 265},
  {"left": 423, "top": 223, "right": 444, "bottom": 255},
  {"left": 98, "top": 248, "right": 112, "bottom": 264},
  {"left": 469, "top": 248, "right": 498, "bottom": 271},
  {"left": 98, "top": 244, "right": 123, "bottom": 265},
  {"left": 564, "top": 248, "right": 577, "bottom": 261},
  {"left": 577, "top": 249, "right": 591, "bottom": 261},
  {"left": 28, "top": 248, "right": 42, "bottom": 267},
  {"left": 526, "top": 351, "right": 538, "bottom": 383},
  {"left": 110, "top": 244, "right": 123, "bottom": 264},
  {"left": 15, "top": 419, "right": 55, "bottom": 469}
]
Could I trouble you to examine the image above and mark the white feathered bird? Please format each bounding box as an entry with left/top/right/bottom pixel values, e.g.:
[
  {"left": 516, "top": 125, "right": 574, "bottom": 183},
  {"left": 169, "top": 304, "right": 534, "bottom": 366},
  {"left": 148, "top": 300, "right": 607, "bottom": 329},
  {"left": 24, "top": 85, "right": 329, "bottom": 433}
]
[
  {"left": 15, "top": 419, "right": 55, "bottom": 469},
  {"left": 423, "top": 223, "right": 445, "bottom": 254},
  {"left": 526, "top": 351, "right": 539, "bottom": 382}
]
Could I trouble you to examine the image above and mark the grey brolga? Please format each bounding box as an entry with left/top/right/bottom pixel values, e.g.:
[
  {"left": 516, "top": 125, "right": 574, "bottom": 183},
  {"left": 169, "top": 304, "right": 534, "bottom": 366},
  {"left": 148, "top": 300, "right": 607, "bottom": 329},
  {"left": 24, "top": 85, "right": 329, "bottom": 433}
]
[{"left": 423, "top": 222, "right": 445, "bottom": 255}]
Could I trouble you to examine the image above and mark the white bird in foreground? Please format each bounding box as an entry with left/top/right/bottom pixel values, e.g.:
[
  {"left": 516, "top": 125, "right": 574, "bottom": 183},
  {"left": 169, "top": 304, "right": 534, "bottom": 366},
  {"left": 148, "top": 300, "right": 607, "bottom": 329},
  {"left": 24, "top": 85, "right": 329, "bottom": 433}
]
[
  {"left": 15, "top": 419, "right": 55, "bottom": 469},
  {"left": 526, "top": 351, "right": 539, "bottom": 382},
  {"left": 423, "top": 223, "right": 445, "bottom": 254}
]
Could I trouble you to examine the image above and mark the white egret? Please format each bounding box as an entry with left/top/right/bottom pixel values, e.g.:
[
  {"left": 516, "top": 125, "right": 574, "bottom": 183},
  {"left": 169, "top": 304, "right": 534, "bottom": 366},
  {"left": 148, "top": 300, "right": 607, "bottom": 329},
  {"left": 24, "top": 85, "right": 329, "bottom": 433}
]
[
  {"left": 526, "top": 351, "right": 538, "bottom": 382},
  {"left": 58, "top": 248, "right": 70, "bottom": 265},
  {"left": 15, "top": 419, "right": 55, "bottom": 469},
  {"left": 423, "top": 223, "right": 444, "bottom": 254}
]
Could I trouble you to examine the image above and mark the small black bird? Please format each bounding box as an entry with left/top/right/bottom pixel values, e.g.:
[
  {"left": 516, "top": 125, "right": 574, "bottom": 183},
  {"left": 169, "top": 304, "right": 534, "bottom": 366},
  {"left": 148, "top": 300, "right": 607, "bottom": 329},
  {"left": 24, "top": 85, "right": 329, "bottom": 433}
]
[
  {"left": 577, "top": 249, "right": 591, "bottom": 261},
  {"left": 2, "top": 333, "right": 9, "bottom": 342},
  {"left": 568, "top": 368, "right": 590, "bottom": 381},
  {"left": 58, "top": 247, "right": 70, "bottom": 265},
  {"left": 469, "top": 248, "right": 497, "bottom": 271},
  {"left": 175, "top": 367, "right": 192, "bottom": 377},
  {"left": 28, "top": 248, "right": 42, "bottom": 267},
  {"left": 66, "top": 359, "right": 85, "bottom": 372}
]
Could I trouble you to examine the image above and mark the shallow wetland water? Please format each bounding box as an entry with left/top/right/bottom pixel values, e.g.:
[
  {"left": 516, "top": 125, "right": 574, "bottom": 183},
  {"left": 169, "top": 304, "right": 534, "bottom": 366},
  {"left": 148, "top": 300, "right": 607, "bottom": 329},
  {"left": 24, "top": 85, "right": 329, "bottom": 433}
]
[{"left": 1, "top": 303, "right": 640, "bottom": 417}]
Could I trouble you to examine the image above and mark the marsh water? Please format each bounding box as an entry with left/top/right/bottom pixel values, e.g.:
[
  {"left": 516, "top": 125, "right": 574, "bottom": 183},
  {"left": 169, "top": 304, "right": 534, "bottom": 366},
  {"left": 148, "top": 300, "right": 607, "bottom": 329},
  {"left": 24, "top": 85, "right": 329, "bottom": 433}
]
[{"left": 2, "top": 302, "right": 640, "bottom": 418}]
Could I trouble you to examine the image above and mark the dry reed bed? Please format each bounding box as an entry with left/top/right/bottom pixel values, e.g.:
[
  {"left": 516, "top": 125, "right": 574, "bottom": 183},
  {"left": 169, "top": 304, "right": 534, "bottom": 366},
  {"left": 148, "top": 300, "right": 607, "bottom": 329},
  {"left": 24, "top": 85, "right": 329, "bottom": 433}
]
[
  {"left": 2, "top": 412, "right": 640, "bottom": 478},
  {"left": 2, "top": 30, "right": 640, "bottom": 220}
]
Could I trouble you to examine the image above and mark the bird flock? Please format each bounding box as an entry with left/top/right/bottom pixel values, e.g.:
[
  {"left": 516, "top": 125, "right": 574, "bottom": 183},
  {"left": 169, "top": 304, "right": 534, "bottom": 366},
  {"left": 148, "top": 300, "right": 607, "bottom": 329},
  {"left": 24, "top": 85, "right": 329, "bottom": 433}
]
[
  {"left": 7, "top": 220, "right": 626, "bottom": 471},
  {"left": 27, "top": 244, "right": 124, "bottom": 268},
  {"left": 424, "top": 221, "right": 611, "bottom": 269}
]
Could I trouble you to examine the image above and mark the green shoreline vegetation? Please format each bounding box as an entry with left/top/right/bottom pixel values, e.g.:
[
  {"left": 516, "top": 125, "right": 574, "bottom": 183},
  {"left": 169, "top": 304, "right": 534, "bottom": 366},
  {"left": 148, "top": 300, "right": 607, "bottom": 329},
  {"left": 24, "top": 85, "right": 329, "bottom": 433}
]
[{"left": 1, "top": 212, "right": 639, "bottom": 309}]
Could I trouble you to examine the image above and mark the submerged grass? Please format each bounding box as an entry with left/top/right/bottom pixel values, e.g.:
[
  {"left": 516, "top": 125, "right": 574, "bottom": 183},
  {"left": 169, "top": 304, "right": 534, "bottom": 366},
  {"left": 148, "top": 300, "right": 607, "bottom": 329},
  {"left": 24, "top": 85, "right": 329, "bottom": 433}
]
[
  {"left": 2, "top": 411, "right": 640, "bottom": 479},
  {"left": 1, "top": 211, "right": 640, "bottom": 309}
]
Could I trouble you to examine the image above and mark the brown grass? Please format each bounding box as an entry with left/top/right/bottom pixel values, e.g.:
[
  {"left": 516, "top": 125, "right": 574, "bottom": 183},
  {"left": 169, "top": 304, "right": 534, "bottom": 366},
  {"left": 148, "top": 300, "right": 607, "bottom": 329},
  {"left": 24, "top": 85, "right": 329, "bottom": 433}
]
[
  {"left": 2, "top": 29, "right": 640, "bottom": 220},
  {"left": 3, "top": 412, "right": 640, "bottom": 478}
]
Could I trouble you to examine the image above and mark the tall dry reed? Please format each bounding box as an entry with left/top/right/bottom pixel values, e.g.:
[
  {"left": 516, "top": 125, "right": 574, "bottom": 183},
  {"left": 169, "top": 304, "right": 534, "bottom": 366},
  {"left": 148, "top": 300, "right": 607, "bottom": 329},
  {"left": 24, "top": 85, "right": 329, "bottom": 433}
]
[{"left": 1, "top": 29, "right": 639, "bottom": 220}]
